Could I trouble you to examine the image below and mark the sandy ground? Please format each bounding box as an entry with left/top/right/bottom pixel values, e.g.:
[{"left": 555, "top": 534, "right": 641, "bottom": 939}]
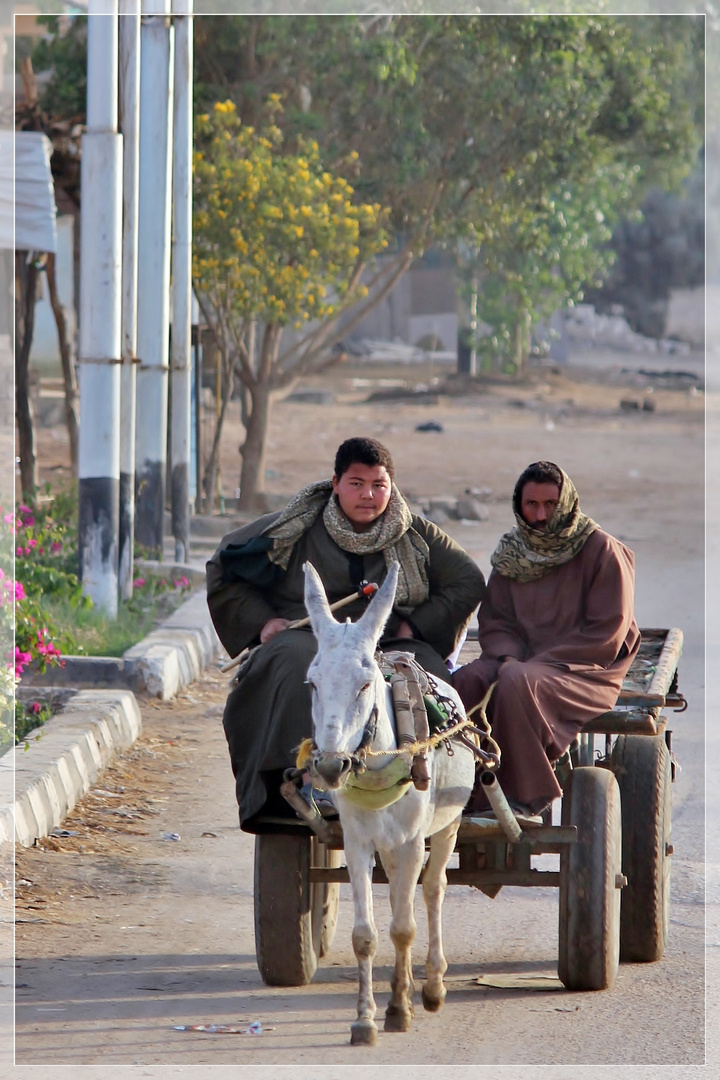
[{"left": 9, "top": 348, "right": 714, "bottom": 1075}]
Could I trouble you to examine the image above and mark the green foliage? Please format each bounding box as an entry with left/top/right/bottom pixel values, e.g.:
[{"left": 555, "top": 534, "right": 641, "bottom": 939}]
[
  {"left": 458, "top": 161, "right": 641, "bottom": 371},
  {"left": 32, "top": 15, "right": 88, "bottom": 120},
  {"left": 11, "top": 489, "right": 87, "bottom": 666},
  {"left": 194, "top": 97, "right": 388, "bottom": 334},
  {"left": 193, "top": 15, "right": 702, "bottom": 247},
  {"left": 14, "top": 700, "right": 53, "bottom": 747},
  {"left": 0, "top": 484, "right": 193, "bottom": 748},
  {"left": 43, "top": 574, "right": 192, "bottom": 658}
]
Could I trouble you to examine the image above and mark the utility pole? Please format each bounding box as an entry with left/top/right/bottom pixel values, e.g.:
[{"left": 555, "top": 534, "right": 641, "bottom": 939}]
[
  {"left": 134, "top": 0, "right": 173, "bottom": 556},
  {"left": 77, "top": 0, "right": 123, "bottom": 616},
  {"left": 118, "top": 0, "right": 140, "bottom": 599},
  {"left": 170, "top": 0, "right": 193, "bottom": 563}
]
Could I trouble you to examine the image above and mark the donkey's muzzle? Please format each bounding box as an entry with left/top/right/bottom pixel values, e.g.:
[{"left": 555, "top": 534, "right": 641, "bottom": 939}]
[{"left": 313, "top": 752, "right": 353, "bottom": 789}]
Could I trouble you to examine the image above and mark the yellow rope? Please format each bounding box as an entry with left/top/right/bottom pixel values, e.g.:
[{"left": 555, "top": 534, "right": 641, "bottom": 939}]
[{"left": 296, "top": 682, "right": 500, "bottom": 768}]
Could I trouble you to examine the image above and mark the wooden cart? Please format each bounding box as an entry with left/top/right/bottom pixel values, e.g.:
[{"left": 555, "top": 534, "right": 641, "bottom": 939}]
[{"left": 252, "top": 627, "right": 685, "bottom": 990}]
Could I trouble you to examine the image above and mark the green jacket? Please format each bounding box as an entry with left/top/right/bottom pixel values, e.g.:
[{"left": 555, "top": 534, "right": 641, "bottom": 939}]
[{"left": 207, "top": 511, "right": 485, "bottom": 661}]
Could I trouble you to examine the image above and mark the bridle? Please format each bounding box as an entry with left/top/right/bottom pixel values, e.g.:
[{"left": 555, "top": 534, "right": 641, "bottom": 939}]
[{"left": 311, "top": 701, "right": 381, "bottom": 786}]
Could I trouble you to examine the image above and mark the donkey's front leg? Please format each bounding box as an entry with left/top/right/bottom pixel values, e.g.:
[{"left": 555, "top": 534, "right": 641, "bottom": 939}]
[
  {"left": 421, "top": 819, "right": 460, "bottom": 1012},
  {"left": 381, "top": 834, "right": 425, "bottom": 1033},
  {"left": 345, "top": 840, "right": 379, "bottom": 1046}
]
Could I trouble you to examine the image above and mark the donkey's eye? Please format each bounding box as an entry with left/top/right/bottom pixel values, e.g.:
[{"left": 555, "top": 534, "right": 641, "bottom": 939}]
[{"left": 359, "top": 682, "right": 371, "bottom": 694}]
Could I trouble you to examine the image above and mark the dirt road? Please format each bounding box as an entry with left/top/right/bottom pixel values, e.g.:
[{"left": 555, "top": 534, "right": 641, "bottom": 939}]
[{"left": 14, "top": 356, "right": 710, "bottom": 1073}]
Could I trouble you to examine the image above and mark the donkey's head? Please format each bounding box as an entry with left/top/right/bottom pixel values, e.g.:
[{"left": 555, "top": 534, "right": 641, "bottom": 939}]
[{"left": 303, "top": 561, "right": 399, "bottom": 788}]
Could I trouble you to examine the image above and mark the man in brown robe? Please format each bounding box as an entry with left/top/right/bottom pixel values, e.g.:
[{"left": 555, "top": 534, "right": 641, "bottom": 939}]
[
  {"left": 207, "top": 437, "right": 486, "bottom": 830},
  {"left": 453, "top": 461, "right": 640, "bottom": 817}
]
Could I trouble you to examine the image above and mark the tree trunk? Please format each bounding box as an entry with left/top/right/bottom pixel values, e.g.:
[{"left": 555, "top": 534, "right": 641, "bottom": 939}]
[
  {"left": 201, "top": 343, "right": 234, "bottom": 512},
  {"left": 45, "top": 252, "right": 79, "bottom": 472},
  {"left": 15, "top": 252, "right": 39, "bottom": 499},
  {"left": 237, "top": 381, "right": 272, "bottom": 511},
  {"left": 513, "top": 308, "right": 531, "bottom": 379}
]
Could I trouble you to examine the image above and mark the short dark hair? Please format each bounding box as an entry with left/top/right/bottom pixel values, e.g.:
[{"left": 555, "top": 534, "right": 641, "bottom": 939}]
[
  {"left": 334, "top": 437, "right": 395, "bottom": 481},
  {"left": 512, "top": 461, "right": 564, "bottom": 512}
]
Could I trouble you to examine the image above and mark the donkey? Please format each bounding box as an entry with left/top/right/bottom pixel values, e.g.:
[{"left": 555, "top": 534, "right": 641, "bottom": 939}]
[{"left": 303, "top": 561, "right": 475, "bottom": 1046}]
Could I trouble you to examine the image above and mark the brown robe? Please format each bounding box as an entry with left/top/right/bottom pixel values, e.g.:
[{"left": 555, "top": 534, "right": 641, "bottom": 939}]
[
  {"left": 452, "top": 529, "right": 640, "bottom": 811},
  {"left": 207, "top": 512, "right": 486, "bottom": 828}
]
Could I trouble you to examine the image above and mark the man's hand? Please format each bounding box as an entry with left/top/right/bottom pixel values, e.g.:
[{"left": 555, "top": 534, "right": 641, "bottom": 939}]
[
  {"left": 395, "top": 620, "right": 415, "bottom": 640},
  {"left": 260, "top": 617, "right": 292, "bottom": 644}
]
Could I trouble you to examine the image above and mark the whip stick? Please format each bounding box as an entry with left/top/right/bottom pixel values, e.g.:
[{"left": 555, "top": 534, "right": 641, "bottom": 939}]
[{"left": 220, "top": 581, "right": 379, "bottom": 674}]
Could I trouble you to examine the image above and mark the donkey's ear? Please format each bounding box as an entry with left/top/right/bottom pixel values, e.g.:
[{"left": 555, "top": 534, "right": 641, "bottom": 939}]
[
  {"left": 357, "top": 561, "right": 399, "bottom": 648},
  {"left": 303, "top": 562, "right": 337, "bottom": 640}
]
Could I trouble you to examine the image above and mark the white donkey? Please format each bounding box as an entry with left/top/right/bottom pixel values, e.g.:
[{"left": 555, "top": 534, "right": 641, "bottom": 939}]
[{"left": 303, "top": 561, "right": 475, "bottom": 1046}]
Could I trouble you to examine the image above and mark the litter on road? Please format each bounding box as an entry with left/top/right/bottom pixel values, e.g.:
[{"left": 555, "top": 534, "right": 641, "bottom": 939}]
[{"left": 173, "top": 1022, "right": 270, "bottom": 1035}]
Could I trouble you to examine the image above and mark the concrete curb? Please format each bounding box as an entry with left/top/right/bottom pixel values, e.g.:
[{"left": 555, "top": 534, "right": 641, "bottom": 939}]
[
  {"left": 0, "top": 690, "right": 142, "bottom": 847},
  {"left": 23, "top": 584, "right": 222, "bottom": 701},
  {"left": 123, "top": 589, "right": 220, "bottom": 700}
]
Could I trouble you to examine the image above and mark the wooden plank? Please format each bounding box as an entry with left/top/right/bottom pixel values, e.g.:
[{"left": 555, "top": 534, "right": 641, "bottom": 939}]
[
  {"left": 648, "top": 627, "right": 684, "bottom": 697},
  {"left": 582, "top": 710, "right": 657, "bottom": 735},
  {"left": 616, "top": 690, "right": 666, "bottom": 707},
  {"left": 456, "top": 821, "right": 577, "bottom": 845},
  {"left": 308, "top": 867, "right": 562, "bottom": 888}
]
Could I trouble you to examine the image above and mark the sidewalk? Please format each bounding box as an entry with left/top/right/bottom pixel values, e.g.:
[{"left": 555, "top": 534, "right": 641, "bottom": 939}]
[{"left": 3, "top": 570, "right": 224, "bottom": 848}]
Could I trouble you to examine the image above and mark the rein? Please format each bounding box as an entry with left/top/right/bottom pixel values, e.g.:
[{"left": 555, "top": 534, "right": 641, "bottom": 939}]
[{"left": 297, "top": 689, "right": 500, "bottom": 775}]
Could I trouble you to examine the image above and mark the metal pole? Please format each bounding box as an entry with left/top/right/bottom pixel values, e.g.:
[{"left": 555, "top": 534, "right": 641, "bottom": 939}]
[
  {"left": 77, "top": 1, "right": 123, "bottom": 616},
  {"left": 118, "top": 0, "right": 140, "bottom": 599},
  {"left": 170, "top": 0, "right": 193, "bottom": 563},
  {"left": 134, "top": 0, "right": 174, "bottom": 556}
]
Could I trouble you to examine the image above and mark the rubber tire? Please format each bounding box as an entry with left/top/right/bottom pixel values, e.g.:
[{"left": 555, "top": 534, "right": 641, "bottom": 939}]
[
  {"left": 611, "top": 734, "right": 672, "bottom": 962},
  {"left": 254, "top": 832, "right": 327, "bottom": 986},
  {"left": 558, "top": 766, "right": 622, "bottom": 991}
]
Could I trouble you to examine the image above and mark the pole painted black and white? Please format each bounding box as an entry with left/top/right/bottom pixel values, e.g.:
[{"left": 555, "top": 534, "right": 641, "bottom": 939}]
[
  {"left": 77, "top": 1, "right": 123, "bottom": 616},
  {"left": 170, "top": 0, "right": 193, "bottom": 563},
  {"left": 118, "top": 0, "right": 140, "bottom": 599},
  {"left": 134, "top": 0, "right": 173, "bottom": 555}
]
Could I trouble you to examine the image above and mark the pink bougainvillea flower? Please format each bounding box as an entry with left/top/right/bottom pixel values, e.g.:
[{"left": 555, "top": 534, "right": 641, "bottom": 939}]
[
  {"left": 133, "top": 578, "right": 146, "bottom": 588},
  {"left": 14, "top": 582, "right": 25, "bottom": 601},
  {"left": 31, "top": 702, "right": 41, "bottom": 714},
  {"left": 27, "top": 539, "right": 37, "bottom": 549},
  {"left": 15, "top": 546, "right": 22, "bottom": 557},
  {"left": 51, "top": 541, "right": 62, "bottom": 552},
  {"left": 174, "top": 576, "right": 190, "bottom": 589},
  {"left": 3, "top": 513, "right": 15, "bottom": 524},
  {"left": 13, "top": 647, "right": 33, "bottom": 677}
]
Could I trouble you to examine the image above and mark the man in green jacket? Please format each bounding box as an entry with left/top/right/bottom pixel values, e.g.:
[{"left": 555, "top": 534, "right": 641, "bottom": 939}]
[{"left": 207, "top": 436, "right": 486, "bottom": 830}]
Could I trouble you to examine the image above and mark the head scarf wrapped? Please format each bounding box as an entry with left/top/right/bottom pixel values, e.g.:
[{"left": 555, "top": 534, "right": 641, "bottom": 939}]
[
  {"left": 490, "top": 464, "right": 599, "bottom": 582},
  {"left": 262, "top": 479, "right": 430, "bottom": 610}
]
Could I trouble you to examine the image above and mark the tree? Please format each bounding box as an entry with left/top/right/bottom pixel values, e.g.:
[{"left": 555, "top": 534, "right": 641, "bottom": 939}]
[
  {"left": 456, "top": 161, "right": 640, "bottom": 374},
  {"left": 192, "top": 99, "right": 388, "bottom": 508},
  {"left": 31, "top": 14, "right": 704, "bottom": 498}
]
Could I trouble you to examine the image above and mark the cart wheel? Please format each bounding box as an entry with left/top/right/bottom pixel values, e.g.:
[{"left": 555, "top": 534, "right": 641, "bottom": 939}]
[
  {"left": 558, "top": 766, "right": 622, "bottom": 991},
  {"left": 254, "top": 832, "right": 338, "bottom": 986},
  {"left": 611, "top": 734, "right": 672, "bottom": 962},
  {"left": 314, "top": 842, "right": 341, "bottom": 958}
]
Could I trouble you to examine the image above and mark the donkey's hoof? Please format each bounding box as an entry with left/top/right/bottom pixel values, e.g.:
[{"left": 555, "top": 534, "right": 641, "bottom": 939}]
[
  {"left": 384, "top": 1004, "right": 413, "bottom": 1032},
  {"left": 350, "top": 1020, "right": 378, "bottom": 1046},
  {"left": 421, "top": 986, "right": 446, "bottom": 1012}
]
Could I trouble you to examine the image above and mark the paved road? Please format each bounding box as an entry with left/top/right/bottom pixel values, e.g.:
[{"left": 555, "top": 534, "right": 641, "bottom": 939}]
[{"left": 8, "top": 374, "right": 714, "bottom": 1075}]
